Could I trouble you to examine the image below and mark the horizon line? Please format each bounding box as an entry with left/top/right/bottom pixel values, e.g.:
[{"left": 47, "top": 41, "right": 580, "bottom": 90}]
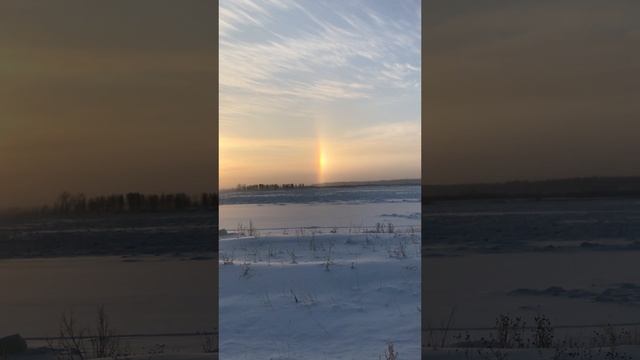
[
  {"left": 424, "top": 175, "right": 640, "bottom": 188},
  {"left": 219, "top": 178, "right": 421, "bottom": 191}
]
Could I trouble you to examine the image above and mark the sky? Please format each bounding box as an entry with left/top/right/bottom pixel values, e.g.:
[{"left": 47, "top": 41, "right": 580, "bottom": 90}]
[
  {"left": 424, "top": 0, "right": 640, "bottom": 185},
  {"left": 0, "top": 1, "right": 217, "bottom": 207},
  {"left": 219, "top": 0, "right": 421, "bottom": 189}
]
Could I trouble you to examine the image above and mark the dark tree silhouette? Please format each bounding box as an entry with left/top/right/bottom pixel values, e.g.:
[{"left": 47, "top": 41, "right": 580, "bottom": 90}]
[{"left": 44, "top": 191, "right": 218, "bottom": 215}]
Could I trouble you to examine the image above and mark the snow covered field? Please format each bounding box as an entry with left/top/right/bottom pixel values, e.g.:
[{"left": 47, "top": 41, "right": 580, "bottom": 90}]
[
  {"left": 0, "top": 256, "right": 216, "bottom": 337},
  {"left": 219, "top": 231, "right": 420, "bottom": 359},
  {"left": 219, "top": 185, "right": 421, "bottom": 359},
  {"left": 0, "top": 255, "right": 217, "bottom": 358},
  {"left": 0, "top": 211, "right": 217, "bottom": 359},
  {"left": 220, "top": 201, "right": 420, "bottom": 231},
  {"left": 423, "top": 198, "right": 640, "bottom": 359}
]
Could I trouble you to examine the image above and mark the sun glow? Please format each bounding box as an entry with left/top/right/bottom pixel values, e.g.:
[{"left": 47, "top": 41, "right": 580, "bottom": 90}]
[
  {"left": 317, "top": 141, "right": 328, "bottom": 184},
  {"left": 320, "top": 149, "right": 328, "bottom": 171}
]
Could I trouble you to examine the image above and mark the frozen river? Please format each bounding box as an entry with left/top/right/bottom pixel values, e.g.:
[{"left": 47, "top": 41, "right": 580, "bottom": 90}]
[{"left": 219, "top": 185, "right": 421, "bottom": 231}]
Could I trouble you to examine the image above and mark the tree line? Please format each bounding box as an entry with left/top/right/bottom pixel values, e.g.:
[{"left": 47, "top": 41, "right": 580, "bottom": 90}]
[
  {"left": 423, "top": 176, "right": 640, "bottom": 202},
  {"left": 235, "top": 183, "right": 306, "bottom": 191},
  {"left": 44, "top": 191, "right": 218, "bottom": 214}
]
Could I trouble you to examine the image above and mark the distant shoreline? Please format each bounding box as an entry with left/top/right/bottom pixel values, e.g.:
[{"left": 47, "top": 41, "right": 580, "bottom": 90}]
[
  {"left": 423, "top": 176, "right": 640, "bottom": 201},
  {"left": 220, "top": 178, "right": 420, "bottom": 193}
]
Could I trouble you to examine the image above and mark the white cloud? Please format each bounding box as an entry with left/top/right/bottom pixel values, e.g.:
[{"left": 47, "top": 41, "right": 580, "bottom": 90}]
[{"left": 219, "top": 0, "right": 420, "bottom": 122}]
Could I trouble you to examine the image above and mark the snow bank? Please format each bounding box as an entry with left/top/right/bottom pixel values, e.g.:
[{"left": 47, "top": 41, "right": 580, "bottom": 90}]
[{"left": 219, "top": 231, "right": 421, "bottom": 359}]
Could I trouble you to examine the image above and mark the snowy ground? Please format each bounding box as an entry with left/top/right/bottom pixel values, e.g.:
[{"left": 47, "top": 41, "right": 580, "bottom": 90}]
[
  {"left": 423, "top": 198, "right": 640, "bottom": 359},
  {"left": 219, "top": 228, "right": 421, "bottom": 360},
  {"left": 0, "top": 211, "right": 217, "bottom": 359},
  {"left": 219, "top": 202, "right": 420, "bottom": 231},
  {"left": 0, "top": 255, "right": 217, "bottom": 359}
]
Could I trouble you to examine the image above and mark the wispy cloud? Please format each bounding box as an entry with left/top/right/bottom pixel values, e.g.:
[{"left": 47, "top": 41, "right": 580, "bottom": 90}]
[
  {"left": 219, "top": 0, "right": 295, "bottom": 37},
  {"left": 343, "top": 121, "right": 421, "bottom": 143},
  {"left": 220, "top": 0, "right": 420, "bottom": 122}
]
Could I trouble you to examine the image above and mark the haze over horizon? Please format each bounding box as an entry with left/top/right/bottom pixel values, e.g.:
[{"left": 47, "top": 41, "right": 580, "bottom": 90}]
[
  {"left": 219, "top": 0, "right": 421, "bottom": 190},
  {"left": 1, "top": 1, "right": 217, "bottom": 207},
  {"left": 424, "top": 0, "right": 640, "bottom": 186}
]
